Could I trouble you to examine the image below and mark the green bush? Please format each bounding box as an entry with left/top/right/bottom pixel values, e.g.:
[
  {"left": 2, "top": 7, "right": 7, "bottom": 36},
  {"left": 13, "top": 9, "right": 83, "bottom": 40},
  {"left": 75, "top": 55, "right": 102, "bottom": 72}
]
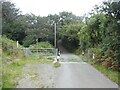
[
  {"left": 29, "top": 42, "right": 53, "bottom": 49},
  {"left": 89, "top": 48, "right": 102, "bottom": 55},
  {"left": 1, "top": 36, "right": 24, "bottom": 51},
  {"left": 1, "top": 36, "right": 25, "bottom": 61},
  {"left": 53, "top": 62, "right": 61, "bottom": 68}
]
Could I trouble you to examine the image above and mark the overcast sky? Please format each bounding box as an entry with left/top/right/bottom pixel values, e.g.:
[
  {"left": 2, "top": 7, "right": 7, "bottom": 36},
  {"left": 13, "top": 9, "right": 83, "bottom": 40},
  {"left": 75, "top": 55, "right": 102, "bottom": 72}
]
[{"left": 11, "top": 0, "right": 106, "bottom": 16}]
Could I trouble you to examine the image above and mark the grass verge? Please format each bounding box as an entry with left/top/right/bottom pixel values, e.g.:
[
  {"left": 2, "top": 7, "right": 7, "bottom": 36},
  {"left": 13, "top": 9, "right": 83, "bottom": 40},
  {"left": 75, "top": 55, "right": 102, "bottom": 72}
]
[
  {"left": 93, "top": 63, "right": 119, "bottom": 85},
  {"left": 68, "top": 58, "right": 78, "bottom": 62},
  {"left": 2, "top": 58, "right": 26, "bottom": 88},
  {"left": 53, "top": 62, "right": 61, "bottom": 68},
  {"left": 27, "top": 57, "right": 53, "bottom": 64},
  {"left": 2, "top": 55, "right": 54, "bottom": 88},
  {"left": 79, "top": 54, "right": 120, "bottom": 85}
]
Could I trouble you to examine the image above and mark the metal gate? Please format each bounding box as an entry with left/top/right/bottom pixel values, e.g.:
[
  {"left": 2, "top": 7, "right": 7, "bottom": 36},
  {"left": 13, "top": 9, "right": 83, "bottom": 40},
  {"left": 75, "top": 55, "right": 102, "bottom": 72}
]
[{"left": 25, "top": 48, "right": 57, "bottom": 59}]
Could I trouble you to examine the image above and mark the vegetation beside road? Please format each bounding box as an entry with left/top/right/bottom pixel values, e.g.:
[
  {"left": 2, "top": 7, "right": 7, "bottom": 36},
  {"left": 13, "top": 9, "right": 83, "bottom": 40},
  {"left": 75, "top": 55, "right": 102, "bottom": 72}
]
[
  {"left": 1, "top": 36, "right": 26, "bottom": 88},
  {"left": 68, "top": 59, "right": 78, "bottom": 62},
  {"left": 2, "top": 56, "right": 26, "bottom": 88},
  {"left": 94, "top": 64, "right": 119, "bottom": 85},
  {"left": 29, "top": 42, "right": 53, "bottom": 49},
  {"left": 1, "top": 36, "right": 55, "bottom": 88},
  {"left": 53, "top": 62, "right": 61, "bottom": 68},
  {"left": 79, "top": 54, "right": 120, "bottom": 85}
]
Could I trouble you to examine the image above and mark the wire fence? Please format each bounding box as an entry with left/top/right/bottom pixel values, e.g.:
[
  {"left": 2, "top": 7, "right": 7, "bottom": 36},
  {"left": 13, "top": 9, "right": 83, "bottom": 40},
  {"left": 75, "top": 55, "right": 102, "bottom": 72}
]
[
  {"left": 7, "top": 47, "right": 57, "bottom": 62},
  {"left": 25, "top": 48, "right": 57, "bottom": 59}
]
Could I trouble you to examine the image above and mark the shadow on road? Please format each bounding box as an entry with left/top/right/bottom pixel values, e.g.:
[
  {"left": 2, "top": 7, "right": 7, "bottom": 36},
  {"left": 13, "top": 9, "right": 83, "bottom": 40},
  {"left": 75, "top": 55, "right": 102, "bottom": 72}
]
[
  {"left": 57, "top": 40, "right": 83, "bottom": 62},
  {"left": 57, "top": 40, "right": 69, "bottom": 54}
]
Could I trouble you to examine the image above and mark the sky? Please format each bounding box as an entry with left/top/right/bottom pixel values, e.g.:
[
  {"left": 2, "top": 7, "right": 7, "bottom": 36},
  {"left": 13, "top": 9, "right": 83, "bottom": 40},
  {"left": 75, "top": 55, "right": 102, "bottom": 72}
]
[{"left": 10, "top": 0, "right": 106, "bottom": 16}]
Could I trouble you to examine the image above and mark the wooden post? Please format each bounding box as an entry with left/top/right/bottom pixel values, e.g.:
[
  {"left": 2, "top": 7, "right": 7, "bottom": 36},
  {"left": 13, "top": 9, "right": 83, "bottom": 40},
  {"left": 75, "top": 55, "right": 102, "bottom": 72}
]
[
  {"left": 93, "top": 53, "right": 95, "bottom": 60},
  {"left": 26, "top": 48, "right": 29, "bottom": 61},
  {"left": 17, "top": 41, "right": 18, "bottom": 48},
  {"left": 54, "top": 23, "right": 56, "bottom": 48},
  {"left": 87, "top": 50, "right": 90, "bottom": 61}
]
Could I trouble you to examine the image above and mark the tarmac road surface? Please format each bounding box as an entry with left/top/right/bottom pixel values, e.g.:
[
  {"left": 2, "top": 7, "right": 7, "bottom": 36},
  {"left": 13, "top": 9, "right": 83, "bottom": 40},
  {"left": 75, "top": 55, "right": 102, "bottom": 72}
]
[{"left": 54, "top": 40, "right": 118, "bottom": 88}]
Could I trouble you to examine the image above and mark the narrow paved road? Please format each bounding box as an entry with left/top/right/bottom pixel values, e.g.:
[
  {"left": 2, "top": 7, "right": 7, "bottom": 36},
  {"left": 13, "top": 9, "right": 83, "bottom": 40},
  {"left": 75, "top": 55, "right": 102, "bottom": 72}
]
[
  {"left": 17, "top": 41, "right": 118, "bottom": 88},
  {"left": 55, "top": 62, "right": 118, "bottom": 88},
  {"left": 54, "top": 40, "right": 118, "bottom": 88}
]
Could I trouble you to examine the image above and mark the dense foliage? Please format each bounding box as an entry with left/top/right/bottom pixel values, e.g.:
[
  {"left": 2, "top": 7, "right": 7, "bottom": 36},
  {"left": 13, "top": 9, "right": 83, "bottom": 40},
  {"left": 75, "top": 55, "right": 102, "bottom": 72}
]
[
  {"left": 1, "top": 36, "right": 25, "bottom": 58},
  {"left": 29, "top": 42, "right": 53, "bottom": 49},
  {"left": 1, "top": 0, "right": 82, "bottom": 47},
  {"left": 77, "top": 1, "right": 120, "bottom": 71}
]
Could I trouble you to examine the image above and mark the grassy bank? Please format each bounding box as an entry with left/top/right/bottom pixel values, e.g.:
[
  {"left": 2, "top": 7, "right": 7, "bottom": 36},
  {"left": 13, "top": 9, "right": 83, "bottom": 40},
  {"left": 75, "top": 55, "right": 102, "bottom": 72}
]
[
  {"left": 79, "top": 54, "right": 120, "bottom": 85},
  {"left": 2, "top": 56, "right": 26, "bottom": 88},
  {"left": 2, "top": 56, "right": 56, "bottom": 88},
  {"left": 53, "top": 62, "right": 61, "bottom": 68},
  {"left": 26, "top": 57, "right": 53, "bottom": 64},
  {"left": 1, "top": 36, "right": 55, "bottom": 88},
  {"left": 93, "top": 63, "right": 119, "bottom": 85}
]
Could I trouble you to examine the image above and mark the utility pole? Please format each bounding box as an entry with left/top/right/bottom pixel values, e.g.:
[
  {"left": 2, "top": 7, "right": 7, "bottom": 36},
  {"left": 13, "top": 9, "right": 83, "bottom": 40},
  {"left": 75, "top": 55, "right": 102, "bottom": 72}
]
[
  {"left": 36, "top": 39, "right": 38, "bottom": 57},
  {"left": 54, "top": 22, "right": 57, "bottom": 48}
]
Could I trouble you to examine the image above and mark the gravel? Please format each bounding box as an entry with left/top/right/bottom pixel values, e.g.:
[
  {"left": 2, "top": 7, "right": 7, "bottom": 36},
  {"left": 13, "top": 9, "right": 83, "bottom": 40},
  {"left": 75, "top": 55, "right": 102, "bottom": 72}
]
[{"left": 17, "top": 63, "right": 55, "bottom": 88}]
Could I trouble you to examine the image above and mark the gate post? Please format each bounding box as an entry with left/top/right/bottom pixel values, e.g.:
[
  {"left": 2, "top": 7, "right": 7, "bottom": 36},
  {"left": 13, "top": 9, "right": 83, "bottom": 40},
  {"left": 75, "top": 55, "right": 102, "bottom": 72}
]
[
  {"left": 26, "top": 48, "right": 29, "bottom": 61},
  {"left": 87, "top": 50, "right": 90, "bottom": 61},
  {"left": 56, "top": 48, "right": 58, "bottom": 59}
]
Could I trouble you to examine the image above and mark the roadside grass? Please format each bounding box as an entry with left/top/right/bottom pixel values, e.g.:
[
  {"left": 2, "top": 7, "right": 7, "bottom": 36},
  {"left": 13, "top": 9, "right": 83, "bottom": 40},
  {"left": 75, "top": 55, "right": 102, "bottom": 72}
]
[
  {"left": 27, "top": 56, "right": 61, "bottom": 68},
  {"left": 94, "top": 63, "right": 119, "bottom": 85},
  {"left": 2, "top": 55, "right": 54, "bottom": 88},
  {"left": 79, "top": 54, "right": 120, "bottom": 85},
  {"left": 68, "top": 58, "right": 78, "bottom": 62},
  {"left": 2, "top": 57, "right": 26, "bottom": 88},
  {"left": 1, "top": 36, "right": 55, "bottom": 88},
  {"left": 53, "top": 62, "right": 61, "bottom": 68},
  {"left": 79, "top": 54, "right": 88, "bottom": 62},
  {"left": 60, "top": 58, "right": 64, "bottom": 60},
  {"left": 27, "top": 57, "right": 53, "bottom": 64}
]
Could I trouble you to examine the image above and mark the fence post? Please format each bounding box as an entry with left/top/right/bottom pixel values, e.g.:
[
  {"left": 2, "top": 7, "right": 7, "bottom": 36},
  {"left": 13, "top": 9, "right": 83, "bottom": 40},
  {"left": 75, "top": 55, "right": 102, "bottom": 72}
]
[
  {"left": 87, "top": 50, "right": 90, "bottom": 61},
  {"left": 17, "top": 41, "right": 18, "bottom": 48},
  {"left": 56, "top": 48, "right": 58, "bottom": 59},
  {"left": 93, "top": 53, "right": 95, "bottom": 60},
  {"left": 82, "top": 51, "right": 84, "bottom": 60},
  {"left": 26, "top": 48, "right": 29, "bottom": 61}
]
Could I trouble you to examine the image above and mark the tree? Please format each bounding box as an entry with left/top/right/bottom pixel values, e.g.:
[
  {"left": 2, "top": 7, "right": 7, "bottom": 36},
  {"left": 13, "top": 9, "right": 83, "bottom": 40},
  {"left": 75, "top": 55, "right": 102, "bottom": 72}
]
[
  {"left": 61, "top": 23, "right": 83, "bottom": 51},
  {"left": 2, "top": 1, "right": 27, "bottom": 44},
  {"left": 77, "top": 25, "right": 90, "bottom": 51},
  {"left": 101, "top": 1, "right": 120, "bottom": 70},
  {"left": 2, "top": 0, "right": 20, "bottom": 34}
]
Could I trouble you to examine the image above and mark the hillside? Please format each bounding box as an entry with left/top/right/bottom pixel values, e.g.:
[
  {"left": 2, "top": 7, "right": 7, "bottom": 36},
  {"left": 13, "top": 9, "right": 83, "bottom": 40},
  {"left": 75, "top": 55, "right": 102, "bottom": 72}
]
[{"left": 1, "top": 36, "right": 26, "bottom": 88}]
